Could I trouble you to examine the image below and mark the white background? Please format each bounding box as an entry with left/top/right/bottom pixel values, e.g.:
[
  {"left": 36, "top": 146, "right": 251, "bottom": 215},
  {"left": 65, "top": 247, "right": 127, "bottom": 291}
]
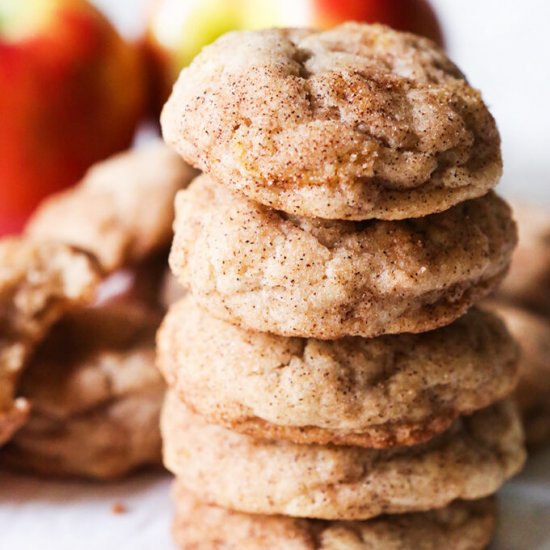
[{"left": 1, "top": 2, "right": 549, "bottom": 549}]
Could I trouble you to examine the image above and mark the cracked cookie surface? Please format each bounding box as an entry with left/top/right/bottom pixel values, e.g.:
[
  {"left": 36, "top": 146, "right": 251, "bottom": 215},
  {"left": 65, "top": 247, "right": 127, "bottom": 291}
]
[
  {"left": 172, "top": 485, "right": 495, "bottom": 550},
  {"left": 162, "top": 393, "right": 525, "bottom": 520},
  {"left": 170, "top": 175, "right": 516, "bottom": 339},
  {"left": 162, "top": 23, "right": 501, "bottom": 220},
  {"left": 158, "top": 298, "right": 518, "bottom": 448}
]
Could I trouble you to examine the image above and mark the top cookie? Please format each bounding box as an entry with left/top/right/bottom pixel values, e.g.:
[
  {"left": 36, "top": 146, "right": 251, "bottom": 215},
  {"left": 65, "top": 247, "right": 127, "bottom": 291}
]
[
  {"left": 26, "top": 142, "right": 197, "bottom": 272},
  {"left": 162, "top": 23, "right": 501, "bottom": 220}
]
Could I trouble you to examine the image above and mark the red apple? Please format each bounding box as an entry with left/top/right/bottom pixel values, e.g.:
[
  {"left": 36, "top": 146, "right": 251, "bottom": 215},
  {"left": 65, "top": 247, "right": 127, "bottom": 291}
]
[
  {"left": 145, "top": 0, "right": 444, "bottom": 114},
  {"left": 0, "top": 0, "right": 146, "bottom": 235},
  {"left": 315, "top": 0, "right": 443, "bottom": 43}
]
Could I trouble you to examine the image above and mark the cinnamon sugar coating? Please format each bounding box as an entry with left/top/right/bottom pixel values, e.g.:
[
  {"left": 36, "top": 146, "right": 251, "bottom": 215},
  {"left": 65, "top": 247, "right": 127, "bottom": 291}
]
[
  {"left": 26, "top": 142, "right": 197, "bottom": 272},
  {"left": 162, "top": 24, "right": 501, "bottom": 220},
  {"left": 162, "top": 393, "right": 525, "bottom": 520},
  {"left": 172, "top": 485, "right": 496, "bottom": 550},
  {"left": 158, "top": 298, "right": 518, "bottom": 448},
  {"left": 170, "top": 175, "right": 516, "bottom": 339}
]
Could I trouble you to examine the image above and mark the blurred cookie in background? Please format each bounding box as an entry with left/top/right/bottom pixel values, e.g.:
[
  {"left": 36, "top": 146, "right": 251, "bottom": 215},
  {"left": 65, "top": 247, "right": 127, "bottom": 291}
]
[
  {"left": 499, "top": 203, "right": 550, "bottom": 315},
  {"left": 1, "top": 302, "right": 164, "bottom": 480},
  {"left": 490, "top": 202, "right": 550, "bottom": 447},
  {"left": 1, "top": 257, "right": 165, "bottom": 479},
  {"left": 0, "top": 143, "right": 195, "bottom": 479},
  {"left": 486, "top": 302, "right": 550, "bottom": 447},
  {"left": 26, "top": 141, "right": 197, "bottom": 273},
  {"left": 0, "top": 238, "right": 99, "bottom": 447}
]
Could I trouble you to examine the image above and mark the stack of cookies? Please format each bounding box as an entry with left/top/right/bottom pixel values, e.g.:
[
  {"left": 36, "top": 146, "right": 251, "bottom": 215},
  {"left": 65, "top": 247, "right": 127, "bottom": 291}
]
[{"left": 158, "top": 24, "right": 526, "bottom": 548}]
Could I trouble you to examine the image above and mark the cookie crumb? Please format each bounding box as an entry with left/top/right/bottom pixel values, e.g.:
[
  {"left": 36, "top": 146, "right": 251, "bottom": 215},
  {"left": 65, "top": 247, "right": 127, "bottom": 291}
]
[{"left": 112, "top": 502, "right": 127, "bottom": 514}]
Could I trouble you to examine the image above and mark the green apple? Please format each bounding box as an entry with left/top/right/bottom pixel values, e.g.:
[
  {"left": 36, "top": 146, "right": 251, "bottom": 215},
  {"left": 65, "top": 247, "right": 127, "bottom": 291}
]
[{"left": 145, "top": 0, "right": 443, "bottom": 115}]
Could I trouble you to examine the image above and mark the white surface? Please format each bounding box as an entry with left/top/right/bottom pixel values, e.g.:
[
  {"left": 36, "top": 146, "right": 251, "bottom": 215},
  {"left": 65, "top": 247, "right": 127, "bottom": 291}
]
[
  {"left": 2, "top": 2, "right": 548, "bottom": 549},
  {"left": 0, "top": 471, "right": 175, "bottom": 550},
  {"left": 1, "top": 448, "right": 550, "bottom": 550}
]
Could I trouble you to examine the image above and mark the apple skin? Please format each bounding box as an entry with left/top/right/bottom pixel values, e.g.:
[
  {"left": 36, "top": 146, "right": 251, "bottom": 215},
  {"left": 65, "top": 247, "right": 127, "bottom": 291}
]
[
  {"left": 0, "top": 0, "right": 146, "bottom": 235},
  {"left": 314, "top": 0, "right": 443, "bottom": 45},
  {"left": 145, "top": 0, "right": 444, "bottom": 115}
]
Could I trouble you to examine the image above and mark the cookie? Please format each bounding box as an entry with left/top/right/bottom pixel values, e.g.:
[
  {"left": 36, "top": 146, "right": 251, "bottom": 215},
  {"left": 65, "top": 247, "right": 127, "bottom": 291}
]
[
  {"left": 158, "top": 298, "right": 518, "bottom": 448},
  {"left": 1, "top": 301, "right": 164, "bottom": 479},
  {"left": 170, "top": 175, "right": 516, "bottom": 339},
  {"left": 0, "top": 238, "right": 99, "bottom": 446},
  {"left": 498, "top": 203, "right": 550, "bottom": 315},
  {"left": 5, "top": 145, "right": 187, "bottom": 474},
  {"left": 162, "top": 23, "right": 501, "bottom": 221},
  {"left": 172, "top": 484, "right": 496, "bottom": 550},
  {"left": 26, "top": 142, "right": 197, "bottom": 272},
  {"left": 487, "top": 302, "right": 550, "bottom": 447},
  {"left": 162, "top": 392, "right": 525, "bottom": 520}
]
